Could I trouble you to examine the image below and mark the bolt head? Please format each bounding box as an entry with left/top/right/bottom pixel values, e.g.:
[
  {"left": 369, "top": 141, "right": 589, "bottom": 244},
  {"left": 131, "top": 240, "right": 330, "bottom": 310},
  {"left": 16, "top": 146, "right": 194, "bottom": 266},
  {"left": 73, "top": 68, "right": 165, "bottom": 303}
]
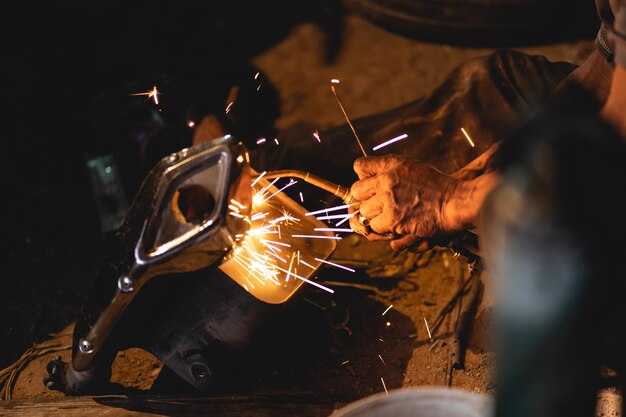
[
  {"left": 79, "top": 338, "right": 94, "bottom": 354},
  {"left": 118, "top": 276, "right": 135, "bottom": 292}
]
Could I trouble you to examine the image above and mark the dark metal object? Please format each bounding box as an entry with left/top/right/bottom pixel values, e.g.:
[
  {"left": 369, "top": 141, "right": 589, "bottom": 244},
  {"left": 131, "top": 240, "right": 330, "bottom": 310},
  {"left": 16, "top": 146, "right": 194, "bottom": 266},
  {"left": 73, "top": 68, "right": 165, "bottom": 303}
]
[
  {"left": 61, "top": 135, "right": 254, "bottom": 393},
  {"left": 450, "top": 276, "right": 482, "bottom": 371}
]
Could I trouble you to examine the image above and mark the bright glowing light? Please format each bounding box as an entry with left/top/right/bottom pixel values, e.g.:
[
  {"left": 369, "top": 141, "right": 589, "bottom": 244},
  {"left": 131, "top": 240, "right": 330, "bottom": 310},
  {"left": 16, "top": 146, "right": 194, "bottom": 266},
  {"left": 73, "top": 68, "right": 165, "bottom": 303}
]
[
  {"left": 372, "top": 134, "right": 408, "bottom": 151},
  {"left": 381, "top": 377, "right": 389, "bottom": 395},
  {"left": 314, "top": 228, "right": 353, "bottom": 233},
  {"left": 461, "top": 127, "right": 475, "bottom": 147},
  {"left": 315, "top": 258, "right": 355, "bottom": 272},
  {"left": 251, "top": 171, "right": 267, "bottom": 188},
  {"left": 306, "top": 204, "right": 350, "bottom": 216},
  {"left": 256, "top": 137, "right": 267, "bottom": 145},
  {"left": 316, "top": 214, "right": 353, "bottom": 221},
  {"left": 130, "top": 85, "right": 160, "bottom": 105},
  {"left": 331, "top": 79, "right": 340, "bottom": 84},
  {"left": 382, "top": 304, "right": 393, "bottom": 316},
  {"left": 292, "top": 235, "right": 342, "bottom": 240},
  {"left": 236, "top": 155, "right": 244, "bottom": 163},
  {"left": 313, "top": 131, "right": 321, "bottom": 143},
  {"left": 188, "top": 121, "right": 195, "bottom": 128},
  {"left": 225, "top": 101, "right": 234, "bottom": 114}
]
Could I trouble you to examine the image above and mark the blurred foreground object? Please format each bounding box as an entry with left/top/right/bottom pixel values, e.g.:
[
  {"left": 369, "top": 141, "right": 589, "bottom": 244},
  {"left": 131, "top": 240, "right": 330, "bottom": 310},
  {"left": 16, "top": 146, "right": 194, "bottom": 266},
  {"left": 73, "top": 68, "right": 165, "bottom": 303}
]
[
  {"left": 329, "top": 387, "right": 493, "bottom": 417},
  {"left": 480, "top": 87, "right": 626, "bottom": 417}
]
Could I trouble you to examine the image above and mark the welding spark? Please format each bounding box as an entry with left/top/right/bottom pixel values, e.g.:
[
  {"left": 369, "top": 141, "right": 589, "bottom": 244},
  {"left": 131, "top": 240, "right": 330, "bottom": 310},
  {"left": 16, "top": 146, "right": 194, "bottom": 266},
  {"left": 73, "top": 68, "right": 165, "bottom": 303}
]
[
  {"left": 315, "top": 258, "right": 355, "bottom": 272},
  {"left": 334, "top": 211, "right": 357, "bottom": 227},
  {"left": 314, "top": 228, "right": 353, "bottom": 233},
  {"left": 251, "top": 171, "right": 267, "bottom": 188},
  {"left": 424, "top": 317, "right": 433, "bottom": 341},
  {"left": 331, "top": 84, "right": 367, "bottom": 157},
  {"left": 382, "top": 304, "right": 393, "bottom": 316},
  {"left": 381, "top": 377, "right": 389, "bottom": 395},
  {"left": 372, "top": 134, "right": 408, "bottom": 151},
  {"left": 251, "top": 212, "right": 269, "bottom": 221},
  {"left": 272, "top": 264, "right": 334, "bottom": 293},
  {"left": 331, "top": 79, "right": 340, "bottom": 84},
  {"left": 257, "top": 85, "right": 261, "bottom": 91},
  {"left": 461, "top": 127, "right": 475, "bottom": 147},
  {"left": 130, "top": 85, "right": 160, "bottom": 105},
  {"left": 274, "top": 138, "right": 280, "bottom": 145},
  {"left": 316, "top": 214, "right": 354, "bottom": 221},
  {"left": 225, "top": 101, "right": 234, "bottom": 114},
  {"left": 254, "top": 71, "right": 260, "bottom": 80},
  {"left": 292, "top": 235, "right": 342, "bottom": 240},
  {"left": 378, "top": 354, "right": 387, "bottom": 366},
  {"left": 262, "top": 179, "right": 298, "bottom": 204},
  {"left": 313, "top": 130, "right": 321, "bottom": 143},
  {"left": 188, "top": 121, "right": 195, "bottom": 128},
  {"left": 261, "top": 239, "right": 291, "bottom": 248},
  {"left": 299, "top": 259, "right": 316, "bottom": 269},
  {"left": 306, "top": 204, "right": 350, "bottom": 216},
  {"left": 256, "top": 137, "right": 267, "bottom": 145},
  {"left": 299, "top": 192, "right": 304, "bottom": 203},
  {"left": 341, "top": 360, "right": 350, "bottom": 365},
  {"left": 230, "top": 199, "right": 246, "bottom": 209}
]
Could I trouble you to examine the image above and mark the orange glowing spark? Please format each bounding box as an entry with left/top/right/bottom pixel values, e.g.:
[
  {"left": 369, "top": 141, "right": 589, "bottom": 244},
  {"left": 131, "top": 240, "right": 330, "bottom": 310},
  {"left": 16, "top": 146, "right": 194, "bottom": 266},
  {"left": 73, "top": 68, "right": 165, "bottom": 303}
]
[
  {"left": 385, "top": 321, "right": 391, "bottom": 327},
  {"left": 130, "top": 85, "right": 160, "bottom": 105},
  {"left": 424, "top": 317, "right": 433, "bottom": 340},
  {"left": 274, "top": 138, "right": 280, "bottom": 145},
  {"left": 382, "top": 304, "right": 393, "bottom": 316},
  {"left": 373, "top": 134, "right": 408, "bottom": 151},
  {"left": 254, "top": 71, "right": 260, "bottom": 80},
  {"left": 381, "top": 377, "right": 389, "bottom": 395},
  {"left": 313, "top": 130, "right": 321, "bottom": 143},
  {"left": 378, "top": 354, "right": 387, "bottom": 366},
  {"left": 225, "top": 101, "right": 234, "bottom": 114},
  {"left": 331, "top": 79, "right": 340, "bottom": 84},
  {"left": 461, "top": 127, "right": 476, "bottom": 147},
  {"left": 341, "top": 360, "right": 350, "bottom": 365},
  {"left": 299, "top": 192, "right": 304, "bottom": 203},
  {"left": 188, "top": 121, "right": 195, "bottom": 128},
  {"left": 315, "top": 258, "right": 355, "bottom": 272}
]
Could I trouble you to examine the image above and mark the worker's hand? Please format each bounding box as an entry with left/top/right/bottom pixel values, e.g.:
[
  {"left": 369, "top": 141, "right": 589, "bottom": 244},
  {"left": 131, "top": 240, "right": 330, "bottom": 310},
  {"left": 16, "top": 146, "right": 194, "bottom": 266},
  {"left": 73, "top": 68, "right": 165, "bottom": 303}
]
[{"left": 348, "top": 155, "right": 461, "bottom": 250}]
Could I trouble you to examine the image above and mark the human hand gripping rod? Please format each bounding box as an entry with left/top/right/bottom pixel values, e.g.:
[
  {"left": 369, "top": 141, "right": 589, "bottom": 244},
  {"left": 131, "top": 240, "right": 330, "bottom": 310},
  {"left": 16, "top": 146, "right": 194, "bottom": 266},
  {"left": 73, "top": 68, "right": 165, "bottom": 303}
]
[{"left": 256, "top": 170, "right": 481, "bottom": 263}]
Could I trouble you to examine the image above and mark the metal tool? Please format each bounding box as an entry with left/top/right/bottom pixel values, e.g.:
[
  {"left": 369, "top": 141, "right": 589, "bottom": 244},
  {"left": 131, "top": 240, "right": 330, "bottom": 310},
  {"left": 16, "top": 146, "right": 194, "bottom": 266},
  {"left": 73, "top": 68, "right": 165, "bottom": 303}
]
[{"left": 257, "top": 169, "right": 481, "bottom": 261}]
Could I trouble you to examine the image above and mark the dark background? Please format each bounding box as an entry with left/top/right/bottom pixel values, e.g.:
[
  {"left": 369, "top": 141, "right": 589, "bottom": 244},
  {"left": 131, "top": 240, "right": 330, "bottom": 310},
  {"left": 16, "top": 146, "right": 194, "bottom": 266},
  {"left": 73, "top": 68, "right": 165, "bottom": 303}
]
[{"left": 0, "top": 0, "right": 598, "bottom": 370}]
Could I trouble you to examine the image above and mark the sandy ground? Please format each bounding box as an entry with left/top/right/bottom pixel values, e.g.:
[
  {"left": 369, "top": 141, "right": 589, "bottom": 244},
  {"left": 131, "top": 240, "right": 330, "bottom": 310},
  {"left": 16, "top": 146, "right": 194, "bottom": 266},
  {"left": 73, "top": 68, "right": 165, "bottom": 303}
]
[{"left": 4, "top": 10, "right": 621, "bottom": 417}]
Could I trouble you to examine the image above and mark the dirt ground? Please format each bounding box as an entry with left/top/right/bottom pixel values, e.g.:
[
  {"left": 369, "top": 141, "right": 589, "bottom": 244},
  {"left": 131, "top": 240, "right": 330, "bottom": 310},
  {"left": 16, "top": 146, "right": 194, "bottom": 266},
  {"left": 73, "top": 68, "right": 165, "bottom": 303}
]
[{"left": 4, "top": 9, "right": 620, "bottom": 416}]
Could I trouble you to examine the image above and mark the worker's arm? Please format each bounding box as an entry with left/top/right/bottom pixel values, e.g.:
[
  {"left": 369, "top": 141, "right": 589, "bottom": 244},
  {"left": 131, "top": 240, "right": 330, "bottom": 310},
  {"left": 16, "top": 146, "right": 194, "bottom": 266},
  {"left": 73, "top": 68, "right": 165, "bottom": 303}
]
[
  {"left": 349, "top": 154, "right": 500, "bottom": 251},
  {"left": 601, "top": 4, "right": 626, "bottom": 138}
]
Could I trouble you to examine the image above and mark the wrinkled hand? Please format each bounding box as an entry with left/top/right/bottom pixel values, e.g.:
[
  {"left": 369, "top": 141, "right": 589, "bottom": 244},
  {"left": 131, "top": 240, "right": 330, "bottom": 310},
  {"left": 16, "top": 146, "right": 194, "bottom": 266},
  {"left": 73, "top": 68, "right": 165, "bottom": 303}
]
[{"left": 349, "top": 155, "right": 460, "bottom": 251}]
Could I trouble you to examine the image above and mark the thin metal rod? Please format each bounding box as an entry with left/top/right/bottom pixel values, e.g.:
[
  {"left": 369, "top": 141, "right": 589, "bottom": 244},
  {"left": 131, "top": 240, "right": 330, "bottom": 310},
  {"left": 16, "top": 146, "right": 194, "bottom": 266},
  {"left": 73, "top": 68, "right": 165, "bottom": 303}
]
[
  {"left": 331, "top": 85, "right": 368, "bottom": 157},
  {"left": 258, "top": 170, "right": 354, "bottom": 203}
]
